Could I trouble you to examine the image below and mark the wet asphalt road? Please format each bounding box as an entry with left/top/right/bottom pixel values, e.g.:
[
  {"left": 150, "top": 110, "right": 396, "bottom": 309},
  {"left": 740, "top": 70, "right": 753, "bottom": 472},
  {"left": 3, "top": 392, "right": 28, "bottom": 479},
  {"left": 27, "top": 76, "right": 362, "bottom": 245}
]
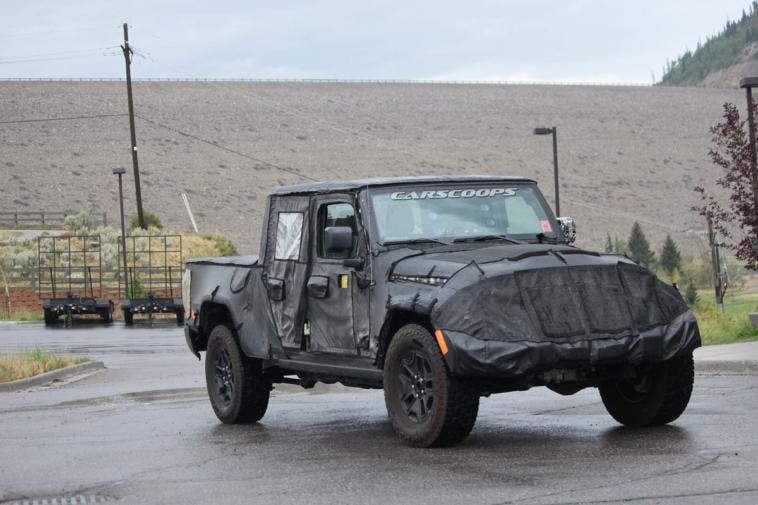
[{"left": 0, "top": 322, "right": 757, "bottom": 505}]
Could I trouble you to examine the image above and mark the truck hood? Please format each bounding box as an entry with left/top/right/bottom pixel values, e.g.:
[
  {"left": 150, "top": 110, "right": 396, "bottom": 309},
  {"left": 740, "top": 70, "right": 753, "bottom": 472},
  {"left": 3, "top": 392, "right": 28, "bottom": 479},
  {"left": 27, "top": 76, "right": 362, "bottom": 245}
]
[
  {"left": 390, "top": 242, "right": 607, "bottom": 280},
  {"left": 385, "top": 242, "right": 699, "bottom": 365}
]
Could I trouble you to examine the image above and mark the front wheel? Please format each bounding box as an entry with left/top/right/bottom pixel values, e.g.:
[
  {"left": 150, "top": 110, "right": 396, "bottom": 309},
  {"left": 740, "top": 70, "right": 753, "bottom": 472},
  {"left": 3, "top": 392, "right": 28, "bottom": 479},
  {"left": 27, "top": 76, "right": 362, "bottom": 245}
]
[
  {"left": 599, "top": 353, "right": 694, "bottom": 427},
  {"left": 384, "top": 324, "right": 479, "bottom": 447},
  {"left": 205, "top": 324, "right": 271, "bottom": 424}
]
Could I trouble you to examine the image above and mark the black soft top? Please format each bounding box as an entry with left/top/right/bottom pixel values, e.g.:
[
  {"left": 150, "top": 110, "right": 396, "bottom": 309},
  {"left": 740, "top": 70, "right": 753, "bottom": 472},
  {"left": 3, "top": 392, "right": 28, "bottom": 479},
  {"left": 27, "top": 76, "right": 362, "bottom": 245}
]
[{"left": 270, "top": 175, "right": 536, "bottom": 196}]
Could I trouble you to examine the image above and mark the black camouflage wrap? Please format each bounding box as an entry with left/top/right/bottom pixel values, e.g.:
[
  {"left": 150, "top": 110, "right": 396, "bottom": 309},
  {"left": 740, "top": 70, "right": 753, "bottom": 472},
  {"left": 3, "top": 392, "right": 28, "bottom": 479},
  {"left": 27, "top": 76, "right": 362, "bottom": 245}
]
[
  {"left": 185, "top": 177, "right": 700, "bottom": 384},
  {"left": 185, "top": 255, "right": 284, "bottom": 360},
  {"left": 382, "top": 244, "right": 700, "bottom": 378}
]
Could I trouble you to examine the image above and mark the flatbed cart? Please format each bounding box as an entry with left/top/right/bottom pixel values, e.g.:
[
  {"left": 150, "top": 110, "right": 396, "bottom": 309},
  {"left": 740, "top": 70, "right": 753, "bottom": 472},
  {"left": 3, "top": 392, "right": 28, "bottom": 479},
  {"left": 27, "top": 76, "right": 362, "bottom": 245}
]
[
  {"left": 38, "top": 235, "right": 114, "bottom": 327},
  {"left": 119, "top": 235, "right": 184, "bottom": 326}
]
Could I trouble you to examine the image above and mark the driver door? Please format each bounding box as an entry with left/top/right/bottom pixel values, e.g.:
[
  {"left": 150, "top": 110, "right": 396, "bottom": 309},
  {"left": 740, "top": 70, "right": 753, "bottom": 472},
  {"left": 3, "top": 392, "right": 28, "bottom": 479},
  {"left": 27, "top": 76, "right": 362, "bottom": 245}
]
[{"left": 306, "top": 196, "right": 364, "bottom": 355}]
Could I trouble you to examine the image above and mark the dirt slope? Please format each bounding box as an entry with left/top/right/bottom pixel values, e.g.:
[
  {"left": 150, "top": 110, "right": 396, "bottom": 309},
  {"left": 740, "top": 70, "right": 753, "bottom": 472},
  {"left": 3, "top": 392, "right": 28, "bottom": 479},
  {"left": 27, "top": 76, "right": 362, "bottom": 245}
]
[
  {"left": 0, "top": 80, "right": 741, "bottom": 255},
  {"left": 698, "top": 42, "right": 758, "bottom": 88}
]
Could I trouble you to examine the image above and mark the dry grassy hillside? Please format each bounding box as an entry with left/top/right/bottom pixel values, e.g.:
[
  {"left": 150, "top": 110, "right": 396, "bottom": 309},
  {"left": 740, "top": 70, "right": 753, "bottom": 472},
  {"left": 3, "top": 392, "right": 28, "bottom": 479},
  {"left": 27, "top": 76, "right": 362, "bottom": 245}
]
[{"left": 0, "top": 80, "right": 742, "bottom": 256}]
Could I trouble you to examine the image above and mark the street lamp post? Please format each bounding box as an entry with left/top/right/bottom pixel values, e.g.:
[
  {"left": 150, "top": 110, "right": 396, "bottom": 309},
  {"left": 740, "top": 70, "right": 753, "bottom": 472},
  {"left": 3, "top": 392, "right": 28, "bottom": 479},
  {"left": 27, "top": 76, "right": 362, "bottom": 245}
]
[
  {"left": 112, "top": 167, "right": 129, "bottom": 300},
  {"left": 740, "top": 69, "right": 758, "bottom": 231},
  {"left": 534, "top": 126, "right": 560, "bottom": 216}
]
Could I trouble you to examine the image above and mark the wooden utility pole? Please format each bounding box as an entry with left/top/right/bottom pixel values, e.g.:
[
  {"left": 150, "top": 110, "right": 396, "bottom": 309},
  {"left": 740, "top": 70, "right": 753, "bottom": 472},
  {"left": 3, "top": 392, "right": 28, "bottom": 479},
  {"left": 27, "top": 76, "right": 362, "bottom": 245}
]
[{"left": 121, "top": 22, "right": 146, "bottom": 229}]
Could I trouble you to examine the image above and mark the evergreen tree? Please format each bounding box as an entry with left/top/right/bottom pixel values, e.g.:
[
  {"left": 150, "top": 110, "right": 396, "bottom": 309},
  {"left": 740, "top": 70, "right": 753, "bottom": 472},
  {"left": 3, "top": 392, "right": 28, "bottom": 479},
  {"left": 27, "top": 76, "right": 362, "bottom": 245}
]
[
  {"left": 684, "top": 278, "right": 698, "bottom": 306},
  {"left": 628, "top": 222, "right": 656, "bottom": 268},
  {"left": 613, "top": 236, "right": 628, "bottom": 255},
  {"left": 604, "top": 233, "right": 613, "bottom": 253},
  {"left": 659, "top": 234, "right": 682, "bottom": 276}
]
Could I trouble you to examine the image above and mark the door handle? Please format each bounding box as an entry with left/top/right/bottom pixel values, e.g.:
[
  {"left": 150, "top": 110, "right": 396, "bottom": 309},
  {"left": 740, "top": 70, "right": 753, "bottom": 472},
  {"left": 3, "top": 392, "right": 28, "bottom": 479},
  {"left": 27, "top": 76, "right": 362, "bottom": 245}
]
[
  {"left": 307, "top": 276, "right": 329, "bottom": 298},
  {"left": 266, "top": 278, "right": 285, "bottom": 301}
]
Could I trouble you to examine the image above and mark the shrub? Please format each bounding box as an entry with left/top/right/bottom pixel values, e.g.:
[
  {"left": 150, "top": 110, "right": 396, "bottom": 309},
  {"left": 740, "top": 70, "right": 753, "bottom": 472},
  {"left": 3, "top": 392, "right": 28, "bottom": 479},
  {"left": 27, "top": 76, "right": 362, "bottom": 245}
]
[
  {"left": 63, "top": 212, "right": 99, "bottom": 234},
  {"left": 129, "top": 211, "right": 162, "bottom": 231},
  {"left": 203, "top": 233, "right": 238, "bottom": 256},
  {"left": 685, "top": 279, "right": 699, "bottom": 305}
]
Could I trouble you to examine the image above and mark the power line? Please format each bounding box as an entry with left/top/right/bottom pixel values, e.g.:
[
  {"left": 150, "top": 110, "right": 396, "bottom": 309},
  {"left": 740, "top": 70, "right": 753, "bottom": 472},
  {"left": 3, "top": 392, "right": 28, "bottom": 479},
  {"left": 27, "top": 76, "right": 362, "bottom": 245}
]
[
  {"left": 0, "top": 46, "right": 120, "bottom": 62},
  {"left": 0, "top": 48, "right": 121, "bottom": 65},
  {"left": 0, "top": 113, "right": 127, "bottom": 125},
  {"left": 134, "top": 114, "right": 317, "bottom": 182}
]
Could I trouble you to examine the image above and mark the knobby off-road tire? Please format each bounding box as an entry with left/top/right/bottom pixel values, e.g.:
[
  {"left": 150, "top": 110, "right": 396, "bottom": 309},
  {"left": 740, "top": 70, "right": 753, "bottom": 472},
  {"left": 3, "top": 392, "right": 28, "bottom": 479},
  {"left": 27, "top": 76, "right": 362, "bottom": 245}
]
[
  {"left": 384, "top": 324, "right": 479, "bottom": 447},
  {"left": 599, "top": 352, "right": 694, "bottom": 427},
  {"left": 123, "top": 309, "right": 134, "bottom": 326},
  {"left": 205, "top": 324, "right": 271, "bottom": 424}
]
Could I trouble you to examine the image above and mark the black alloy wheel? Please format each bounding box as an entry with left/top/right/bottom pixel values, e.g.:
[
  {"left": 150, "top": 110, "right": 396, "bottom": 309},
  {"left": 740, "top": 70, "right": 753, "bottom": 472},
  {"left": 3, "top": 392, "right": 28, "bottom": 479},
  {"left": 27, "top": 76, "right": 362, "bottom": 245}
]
[
  {"left": 397, "top": 350, "right": 435, "bottom": 423},
  {"left": 213, "top": 346, "right": 234, "bottom": 409}
]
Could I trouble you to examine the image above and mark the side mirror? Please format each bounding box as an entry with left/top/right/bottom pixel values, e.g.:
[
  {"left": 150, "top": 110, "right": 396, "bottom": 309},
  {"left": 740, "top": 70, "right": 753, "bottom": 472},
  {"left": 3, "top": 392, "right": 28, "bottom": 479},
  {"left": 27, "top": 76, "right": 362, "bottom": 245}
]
[
  {"left": 342, "top": 257, "right": 365, "bottom": 270},
  {"left": 557, "top": 217, "right": 576, "bottom": 244},
  {"left": 324, "top": 226, "right": 354, "bottom": 255}
]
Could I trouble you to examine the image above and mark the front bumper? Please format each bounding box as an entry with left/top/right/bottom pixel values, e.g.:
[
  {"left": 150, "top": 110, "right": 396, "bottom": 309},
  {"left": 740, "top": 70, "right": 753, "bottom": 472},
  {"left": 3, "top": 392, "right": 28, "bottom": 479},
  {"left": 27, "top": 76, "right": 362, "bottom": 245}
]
[{"left": 441, "top": 310, "right": 701, "bottom": 379}]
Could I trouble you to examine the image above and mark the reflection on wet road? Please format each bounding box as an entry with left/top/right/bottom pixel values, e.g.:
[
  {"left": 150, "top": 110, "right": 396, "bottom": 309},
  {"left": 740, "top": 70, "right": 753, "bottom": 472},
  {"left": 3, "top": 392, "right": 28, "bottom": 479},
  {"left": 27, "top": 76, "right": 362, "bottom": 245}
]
[{"left": 1, "top": 323, "right": 757, "bottom": 505}]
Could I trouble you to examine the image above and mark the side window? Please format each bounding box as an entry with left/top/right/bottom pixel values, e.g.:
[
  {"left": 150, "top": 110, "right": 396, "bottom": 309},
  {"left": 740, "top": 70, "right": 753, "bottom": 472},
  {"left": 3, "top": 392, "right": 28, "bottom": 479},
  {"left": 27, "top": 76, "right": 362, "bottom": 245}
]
[
  {"left": 318, "top": 202, "right": 356, "bottom": 259},
  {"left": 275, "top": 212, "right": 304, "bottom": 260}
]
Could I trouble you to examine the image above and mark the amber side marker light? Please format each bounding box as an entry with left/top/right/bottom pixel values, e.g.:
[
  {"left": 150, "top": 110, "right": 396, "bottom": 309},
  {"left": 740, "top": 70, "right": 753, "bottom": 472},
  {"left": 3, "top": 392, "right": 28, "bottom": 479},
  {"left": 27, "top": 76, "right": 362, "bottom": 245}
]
[{"left": 434, "top": 329, "right": 449, "bottom": 355}]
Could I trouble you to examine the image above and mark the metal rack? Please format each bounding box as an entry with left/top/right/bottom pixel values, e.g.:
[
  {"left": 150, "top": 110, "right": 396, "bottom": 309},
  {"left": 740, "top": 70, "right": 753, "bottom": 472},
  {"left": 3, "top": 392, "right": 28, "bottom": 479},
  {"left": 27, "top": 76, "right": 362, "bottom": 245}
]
[
  {"left": 37, "top": 235, "right": 113, "bottom": 326},
  {"left": 118, "top": 235, "right": 184, "bottom": 325}
]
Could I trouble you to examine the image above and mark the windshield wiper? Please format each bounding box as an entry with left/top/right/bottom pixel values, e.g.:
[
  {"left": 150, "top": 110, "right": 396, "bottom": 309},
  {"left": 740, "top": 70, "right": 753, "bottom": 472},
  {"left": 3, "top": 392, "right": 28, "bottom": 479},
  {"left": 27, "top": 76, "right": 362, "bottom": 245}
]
[
  {"left": 453, "top": 234, "right": 524, "bottom": 244},
  {"left": 382, "top": 238, "right": 451, "bottom": 246}
]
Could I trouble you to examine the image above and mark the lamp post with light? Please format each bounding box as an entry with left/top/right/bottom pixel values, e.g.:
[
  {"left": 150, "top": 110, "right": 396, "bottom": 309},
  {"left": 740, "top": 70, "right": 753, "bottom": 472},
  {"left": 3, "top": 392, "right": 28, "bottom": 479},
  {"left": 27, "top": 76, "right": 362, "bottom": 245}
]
[
  {"left": 740, "top": 70, "right": 758, "bottom": 228},
  {"left": 112, "top": 167, "right": 129, "bottom": 300},
  {"left": 534, "top": 126, "right": 560, "bottom": 216}
]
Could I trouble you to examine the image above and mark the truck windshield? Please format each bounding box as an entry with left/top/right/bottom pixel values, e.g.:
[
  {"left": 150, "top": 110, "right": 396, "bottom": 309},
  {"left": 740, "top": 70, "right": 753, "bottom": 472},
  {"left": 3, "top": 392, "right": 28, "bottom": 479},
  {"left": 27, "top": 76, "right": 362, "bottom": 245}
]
[{"left": 369, "top": 184, "right": 557, "bottom": 245}]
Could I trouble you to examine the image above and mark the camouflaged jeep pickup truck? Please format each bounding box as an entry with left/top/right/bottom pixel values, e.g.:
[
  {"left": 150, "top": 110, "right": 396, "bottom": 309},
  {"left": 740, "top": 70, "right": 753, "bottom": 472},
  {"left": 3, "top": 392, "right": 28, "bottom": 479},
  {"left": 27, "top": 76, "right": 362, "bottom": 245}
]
[{"left": 183, "top": 176, "right": 700, "bottom": 447}]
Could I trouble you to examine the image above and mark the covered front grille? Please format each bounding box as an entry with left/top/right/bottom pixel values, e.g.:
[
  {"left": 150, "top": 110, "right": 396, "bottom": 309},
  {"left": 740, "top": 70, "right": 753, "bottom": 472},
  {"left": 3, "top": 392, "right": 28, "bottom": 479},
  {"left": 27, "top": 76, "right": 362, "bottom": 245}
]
[{"left": 434, "top": 262, "right": 688, "bottom": 344}]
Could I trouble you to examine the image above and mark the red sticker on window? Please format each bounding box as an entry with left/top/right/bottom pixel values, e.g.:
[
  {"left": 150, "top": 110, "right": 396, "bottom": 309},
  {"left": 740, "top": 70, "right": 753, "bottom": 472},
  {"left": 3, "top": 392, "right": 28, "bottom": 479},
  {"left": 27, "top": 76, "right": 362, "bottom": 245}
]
[{"left": 539, "top": 219, "right": 552, "bottom": 232}]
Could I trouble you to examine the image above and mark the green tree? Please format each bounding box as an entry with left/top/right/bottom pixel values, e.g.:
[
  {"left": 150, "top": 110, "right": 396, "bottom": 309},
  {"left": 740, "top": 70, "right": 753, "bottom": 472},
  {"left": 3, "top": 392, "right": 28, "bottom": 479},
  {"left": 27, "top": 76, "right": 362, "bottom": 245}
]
[
  {"left": 628, "top": 222, "right": 656, "bottom": 268},
  {"left": 613, "top": 236, "right": 628, "bottom": 255},
  {"left": 604, "top": 233, "right": 613, "bottom": 253},
  {"left": 659, "top": 234, "right": 682, "bottom": 276},
  {"left": 684, "top": 278, "right": 698, "bottom": 306}
]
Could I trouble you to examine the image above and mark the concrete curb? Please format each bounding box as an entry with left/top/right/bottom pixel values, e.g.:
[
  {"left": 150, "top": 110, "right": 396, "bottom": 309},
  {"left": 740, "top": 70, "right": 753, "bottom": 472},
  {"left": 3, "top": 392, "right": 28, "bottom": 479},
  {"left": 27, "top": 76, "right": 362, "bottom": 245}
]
[
  {"left": 0, "top": 360, "right": 105, "bottom": 392},
  {"left": 695, "top": 360, "right": 758, "bottom": 375}
]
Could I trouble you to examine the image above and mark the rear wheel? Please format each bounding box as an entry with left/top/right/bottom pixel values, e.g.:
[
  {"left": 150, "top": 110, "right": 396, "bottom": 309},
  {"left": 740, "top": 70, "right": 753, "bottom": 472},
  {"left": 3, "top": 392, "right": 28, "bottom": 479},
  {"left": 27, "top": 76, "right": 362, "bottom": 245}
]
[
  {"left": 205, "top": 324, "right": 271, "bottom": 424},
  {"left": 599, "top": 353, "right": 694, "bottom": 427},
  {"left": 123, "top": 309, "right": 133, "bottom": 326},
  {"left": 384, "top": 324, "right": 479, "bottom": 447},
  {"left": 176, "top": 309, "right": 185, "bottom": 326}
]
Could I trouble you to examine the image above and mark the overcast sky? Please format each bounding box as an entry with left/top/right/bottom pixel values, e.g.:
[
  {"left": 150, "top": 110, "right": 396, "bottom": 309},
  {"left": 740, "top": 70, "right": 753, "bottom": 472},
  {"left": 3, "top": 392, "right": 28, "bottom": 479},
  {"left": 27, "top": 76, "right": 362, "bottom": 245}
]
[{"left": 0, "top": 0, "right": 752, "bottom": 83}]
